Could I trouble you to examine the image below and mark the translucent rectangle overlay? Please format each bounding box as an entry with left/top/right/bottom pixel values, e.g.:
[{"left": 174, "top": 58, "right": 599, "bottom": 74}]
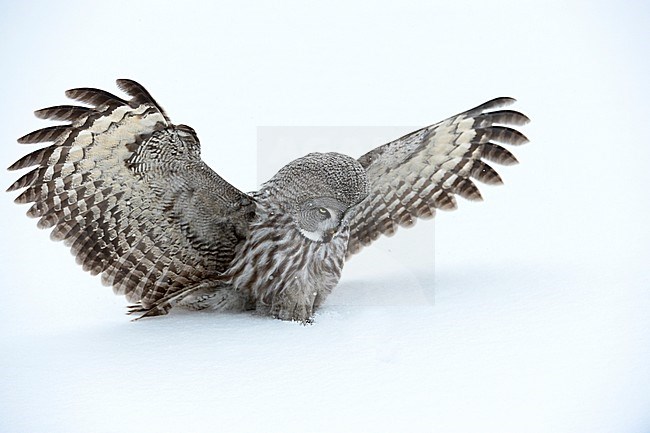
[{"left": 257, "top": 126, "right": 435, "bottom": 307}]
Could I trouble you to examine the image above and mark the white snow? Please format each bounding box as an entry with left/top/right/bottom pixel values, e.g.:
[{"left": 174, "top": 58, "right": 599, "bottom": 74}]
[{"left": 1, "top": 1, "right": 649, "bottom": 433}]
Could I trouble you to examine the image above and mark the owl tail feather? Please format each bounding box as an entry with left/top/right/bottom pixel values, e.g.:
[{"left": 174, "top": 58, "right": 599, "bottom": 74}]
[{"left": 128, "top": 279, "right": 227, "bottom": 321}]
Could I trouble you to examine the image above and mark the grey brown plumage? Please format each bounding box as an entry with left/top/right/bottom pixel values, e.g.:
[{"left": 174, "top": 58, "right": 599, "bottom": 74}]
[
  {"left": 8, "top": 79, "right": 255, "bottom": 312},
  {"left": 346, "top": 98, "right": 529, "bottom": 257},
  {"left": 8, "top": 79, "right": 529, "bottom": 323}
]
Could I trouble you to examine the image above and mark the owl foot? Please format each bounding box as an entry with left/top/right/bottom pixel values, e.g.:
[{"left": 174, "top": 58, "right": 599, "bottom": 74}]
[
  {"left": 256, "top": 287, "right": 318, "bottom": 324},
  {"left": 272, "top": 302, "right": 314, "bottom": 324},
  {"left": 255, "top": 303, "right": 312, "bottom": 324}
]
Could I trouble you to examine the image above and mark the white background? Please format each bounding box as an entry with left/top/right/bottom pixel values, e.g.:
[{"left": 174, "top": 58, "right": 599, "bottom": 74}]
[{"left": 1, "top": 1, "right": 649, "bottom": 432}]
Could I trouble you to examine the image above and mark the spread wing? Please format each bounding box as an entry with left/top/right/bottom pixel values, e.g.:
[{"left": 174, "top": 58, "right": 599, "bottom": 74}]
[
  {"left": 346, "top": 97, "right": 529, "bottom": 258},
  {"left": 7, "top": 79, "right": 256, "bottom": 310}
]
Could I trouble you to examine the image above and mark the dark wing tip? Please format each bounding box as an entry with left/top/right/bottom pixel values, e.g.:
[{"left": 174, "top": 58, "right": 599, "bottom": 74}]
[
  {"left": 116, "top": 78, "right": 170, "bottom": 121},
  {"left": 65, "top": 87, "right": 128, "bottom": 107},
  {"left": 483, "top": 126, "right": 529, "bottom": 146},
  {"left": 487, "top": 109, "right": 530, "bottom": 126},
  {"left": 470, "top": 161, "right": 504, "bottom": 185},
  {"left": 115, "top": 79, "right": 149, "bottom": 100},
  {"left": 516, "top": 111, "right": 531, "bottom": 125},
  {"left": 115, "top": 78, "right": 141, "bottom": 89},
  {"left": 472, "top": 97, "right": 517, "bottom": 113},
  {"left": 17, "top": 125, "right": 69, "bottom": 144}
]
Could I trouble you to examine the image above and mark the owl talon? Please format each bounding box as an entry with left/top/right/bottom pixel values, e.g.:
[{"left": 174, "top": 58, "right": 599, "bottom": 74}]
[
  {"left": 279, "top": 302, "right": 315, "bottom": 324},
  {"left": 255, "top": 298, "right": 314, "bottom": 324}
]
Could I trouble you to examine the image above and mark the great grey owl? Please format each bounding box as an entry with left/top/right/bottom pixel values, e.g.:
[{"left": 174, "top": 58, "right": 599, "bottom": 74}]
[{"left": 8, "top": 79, "right": 529, "bottom": 323}]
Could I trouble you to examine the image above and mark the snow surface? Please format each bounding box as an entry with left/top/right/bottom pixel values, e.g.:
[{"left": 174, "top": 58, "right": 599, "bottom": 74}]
[{"left": 1, "top": 1, "right": 649, "bottom": 432}]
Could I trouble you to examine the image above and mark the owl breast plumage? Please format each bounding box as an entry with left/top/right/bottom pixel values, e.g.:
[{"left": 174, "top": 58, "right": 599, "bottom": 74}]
[{"left": 8, "top": 79, "right": 529, "bottom": 323}]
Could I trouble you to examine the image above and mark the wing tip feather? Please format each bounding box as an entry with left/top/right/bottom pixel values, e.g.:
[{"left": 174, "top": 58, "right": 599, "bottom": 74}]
[{"left": 474, "top": 97, "right": 516, "bottom": 112}]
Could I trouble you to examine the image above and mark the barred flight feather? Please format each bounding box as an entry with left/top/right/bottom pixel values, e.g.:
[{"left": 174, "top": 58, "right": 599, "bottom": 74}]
[
  {"left": 346, "top": 97, "right": 529, "bottom": 257},
  {"left": 8, "top": 79, "right": 255, "bottom": 310}
]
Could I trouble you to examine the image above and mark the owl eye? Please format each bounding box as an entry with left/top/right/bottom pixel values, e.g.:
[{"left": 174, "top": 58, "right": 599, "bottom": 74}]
[{"left": 317, "top": 207, "right": 331, "bottom": 219}]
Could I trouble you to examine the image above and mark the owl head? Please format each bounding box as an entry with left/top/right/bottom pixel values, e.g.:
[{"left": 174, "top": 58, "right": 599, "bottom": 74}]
[{"left": 261, "top": 152, "right": 370, "bottom": 243}]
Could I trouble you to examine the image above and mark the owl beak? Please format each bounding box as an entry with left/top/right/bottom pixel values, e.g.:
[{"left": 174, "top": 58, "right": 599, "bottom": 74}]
[{"left": 322, "top": 229, "right": 336, "bottom": 243}]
